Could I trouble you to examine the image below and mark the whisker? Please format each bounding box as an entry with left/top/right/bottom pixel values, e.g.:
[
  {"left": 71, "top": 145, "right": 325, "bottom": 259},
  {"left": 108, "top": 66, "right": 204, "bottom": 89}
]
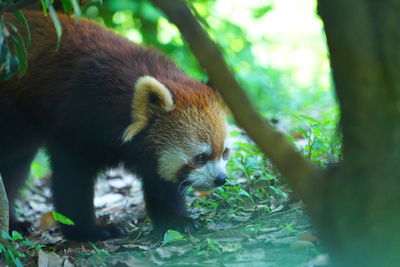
[{"left": 178, "top": 178, "right": 191, "bottom": 193}]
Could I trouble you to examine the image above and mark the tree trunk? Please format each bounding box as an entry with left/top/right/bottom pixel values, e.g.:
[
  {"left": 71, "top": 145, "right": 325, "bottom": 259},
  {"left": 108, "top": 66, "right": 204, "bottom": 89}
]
[
  {"left": 314, "top": 1, "right": 400, "bottom": 266},
  {"left": 0, "top": 174, "right": 9, "bottom": 233}
]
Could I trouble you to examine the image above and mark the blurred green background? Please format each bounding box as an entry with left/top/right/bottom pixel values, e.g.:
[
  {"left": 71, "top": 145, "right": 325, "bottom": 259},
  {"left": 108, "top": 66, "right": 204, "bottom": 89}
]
[{"left": 83, "top": 0, "right": 336, "bottom": 120}]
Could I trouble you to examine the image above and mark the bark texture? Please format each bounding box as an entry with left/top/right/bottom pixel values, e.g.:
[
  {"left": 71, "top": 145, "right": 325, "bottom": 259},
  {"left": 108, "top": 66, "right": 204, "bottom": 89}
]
[{"left": 316, "top": 1, "right": 400, "bottom": 265}]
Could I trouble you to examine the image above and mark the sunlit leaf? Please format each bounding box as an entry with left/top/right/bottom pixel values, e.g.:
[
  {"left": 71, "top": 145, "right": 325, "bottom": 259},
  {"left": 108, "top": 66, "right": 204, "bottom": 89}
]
[
  {"left": 163, "top": 230, "right": 185, "bottom": 244},
  {"left": 70, "top": 0, "right": 81, "bottom": 19},
  {"left": 11, "top": 231, "right": 23, "bottom": 240},
  {"left": 252, "top": 5, "right": 273, "bottom": 19},
  {"left": 51, "top": 211, "right": 75, "bottom": 225},
  {"left": 30, "top": 161, "right": 48, "bottom": 179}
]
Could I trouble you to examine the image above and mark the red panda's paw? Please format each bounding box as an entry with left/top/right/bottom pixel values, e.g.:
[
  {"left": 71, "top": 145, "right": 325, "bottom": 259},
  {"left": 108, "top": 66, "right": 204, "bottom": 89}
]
[
  {"left": 176, "top": 217, "right": 202, "bottom": 234},
  {"left": 10, "top": 220, "right": 34, "bottom": 237},
  {"left": 155, "top": 217, "right": 202, "bottom": 235},
  {"left": 62, "top": 224, "right": 126, "bottom": 241}
]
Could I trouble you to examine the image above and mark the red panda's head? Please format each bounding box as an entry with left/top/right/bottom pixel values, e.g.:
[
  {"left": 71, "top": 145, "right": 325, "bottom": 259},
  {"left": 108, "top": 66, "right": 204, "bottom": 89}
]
[{"left": 123, "top": 76, "right": 230, "bottom": 190}]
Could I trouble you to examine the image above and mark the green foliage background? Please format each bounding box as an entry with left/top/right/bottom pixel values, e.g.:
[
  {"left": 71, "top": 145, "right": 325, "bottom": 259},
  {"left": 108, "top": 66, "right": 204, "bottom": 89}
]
[
  {"left": 1, "top": 0, "right": 336, "bottom": 119},
  {"left": 84, "top": 0, "right": 336, "bottom": 118}
]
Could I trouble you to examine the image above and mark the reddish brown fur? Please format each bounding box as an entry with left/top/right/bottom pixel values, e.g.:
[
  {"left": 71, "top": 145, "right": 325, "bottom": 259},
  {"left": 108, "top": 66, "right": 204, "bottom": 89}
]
[
  {"left": 148, "top": 78, "right": 227, "bottom": 160},
  {"left": 0, "top": 11, "right": 227, "bottom": 241}
]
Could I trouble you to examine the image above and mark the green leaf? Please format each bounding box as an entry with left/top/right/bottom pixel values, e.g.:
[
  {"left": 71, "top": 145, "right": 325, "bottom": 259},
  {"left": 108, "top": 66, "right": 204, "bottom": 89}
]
[
  {"left": 51, "top": 211, "right": 75, "bottom": 225},
  {"left": 20, "top": 240, "right": 35, "bottom": 246},
  {"left": 5, "top": 21, "right": 18, "bottom": 33},
  {"left": 270, "top": 185, "right": 288, "bottom": 199},
  {"left": 13, "top": 10, "right": 31, "bottom": 47},
  {"left": 163, "top": 230, "right": 185, "bottom": 244},
  {"left": 89, "top": 241, "right": 111, "bottom": 256},
  {"left": 60, "top": 0, "right": 72, "bottom": 13},
  {"left": 70, "top": 0, "right": 81, "bottom": 19},
  {"left": 48, "top": 3, "right": 62, "bottom": 51},
  {"left": 296, "top": 114, "right": 321, "bottom": 125},
  {"left": 11, "top": 231, "right": 23, "bottom": 240},
  {"left": 30, "top": 161, "right": 48, "bottom": 179},
  {"left": 1, "top": 231, "right": 13, "bottom": 240},
  {"left": 40, "top": 0, "right": 49, "bottom": 15},
  {"left": 252, "top": 5, "right": 273, "bottom": 19},
  {"left": 11, "top": 32, "right": 28, "bottom": 77},
  {"left": 13, "top": 257, "right": 23, "bottom": 267},
  {"left": 238, "top": 189, "right": 253, "bottom": 202}
]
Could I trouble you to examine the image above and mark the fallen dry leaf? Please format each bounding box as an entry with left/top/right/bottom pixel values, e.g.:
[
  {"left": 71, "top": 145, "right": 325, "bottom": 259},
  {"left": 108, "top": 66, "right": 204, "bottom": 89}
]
[
  {"left": 39, "top": 212, "right": 57, "bottom": 230},
  {"left": 197, "top": 191, "right": 209, "bottom": 198},
  {"left": 299, "top": 233, "right": 319, "bottom": 242},
  {"left": 38, "top": 250, "right": 62, "bottom": 267}
]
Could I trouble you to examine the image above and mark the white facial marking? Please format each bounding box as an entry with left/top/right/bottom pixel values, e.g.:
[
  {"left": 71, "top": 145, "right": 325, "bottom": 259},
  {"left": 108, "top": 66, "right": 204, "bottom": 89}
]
[
  {"left": 187, "top": 137, "right": 231, "bottom": 190},
  {"left": 157, "top": 138, "right": 231, "bottom": 187},
  {"left": 157, "top": 142, "right": 211, "bottom": 182},
  {"left": 198, "top": 142, "right": 212, "bottom": 155},
  {"left": 188, "top": 158, "right": 227, "bottom": 191},
  {"left": 158, "top": 147, "right": 189, "bottom": 181}
]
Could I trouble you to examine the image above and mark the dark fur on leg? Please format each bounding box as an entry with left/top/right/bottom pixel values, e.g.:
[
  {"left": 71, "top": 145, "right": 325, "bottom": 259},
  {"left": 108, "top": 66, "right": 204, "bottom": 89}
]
[
  {"left": 142, "top": 178, "right": 201, "bottom": 234},
  {"left": 49, "top": 144, "right": 125, "bottom": 241}
]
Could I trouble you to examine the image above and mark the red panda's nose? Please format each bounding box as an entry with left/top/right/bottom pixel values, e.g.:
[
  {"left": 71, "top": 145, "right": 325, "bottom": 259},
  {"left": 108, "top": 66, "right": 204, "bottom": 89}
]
[{"left": 214, "top": 173, "right": 227, "bottom": 186}]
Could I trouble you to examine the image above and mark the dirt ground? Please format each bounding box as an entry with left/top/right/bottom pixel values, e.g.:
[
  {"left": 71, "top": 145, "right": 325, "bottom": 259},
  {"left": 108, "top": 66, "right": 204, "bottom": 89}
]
[{"left": 14, "top": 168, "right": 328, "bottom": 267}]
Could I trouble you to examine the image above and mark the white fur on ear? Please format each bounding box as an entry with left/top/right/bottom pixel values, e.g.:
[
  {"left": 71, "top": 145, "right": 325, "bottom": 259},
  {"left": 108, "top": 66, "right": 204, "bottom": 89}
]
[{"left": 122, "top": 76, "right": 175, "bottom": 142}]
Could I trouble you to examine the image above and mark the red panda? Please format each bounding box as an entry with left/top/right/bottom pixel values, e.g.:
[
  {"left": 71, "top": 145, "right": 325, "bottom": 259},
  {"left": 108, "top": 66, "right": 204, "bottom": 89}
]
[{"left": 0, "top": 11, "right": 230, "bottom": 241}]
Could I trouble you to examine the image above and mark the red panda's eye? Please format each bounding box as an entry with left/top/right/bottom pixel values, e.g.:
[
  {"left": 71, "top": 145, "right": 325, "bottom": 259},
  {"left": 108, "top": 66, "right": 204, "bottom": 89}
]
[
  {"left": 194, "top": 153, "right": 208, "bottom": 165},
  {"left": 222, "top": 148, "right": 230, "bottom": 160}
]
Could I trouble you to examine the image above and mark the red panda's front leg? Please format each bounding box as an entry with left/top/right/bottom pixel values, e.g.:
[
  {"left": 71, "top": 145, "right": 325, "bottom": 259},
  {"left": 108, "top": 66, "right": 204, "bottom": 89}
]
[
  {"left": 49, "top": 145, "right": 125, "bottom": 241},
  {"left": 142, "top": 178, "right": 201, "bottom": 234}
]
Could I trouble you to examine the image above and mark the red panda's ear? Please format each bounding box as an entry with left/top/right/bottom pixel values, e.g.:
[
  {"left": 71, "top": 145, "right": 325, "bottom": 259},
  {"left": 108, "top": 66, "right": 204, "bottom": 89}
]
[{"left": 122, "top": 76, "right": 175, "bottom": 142}]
